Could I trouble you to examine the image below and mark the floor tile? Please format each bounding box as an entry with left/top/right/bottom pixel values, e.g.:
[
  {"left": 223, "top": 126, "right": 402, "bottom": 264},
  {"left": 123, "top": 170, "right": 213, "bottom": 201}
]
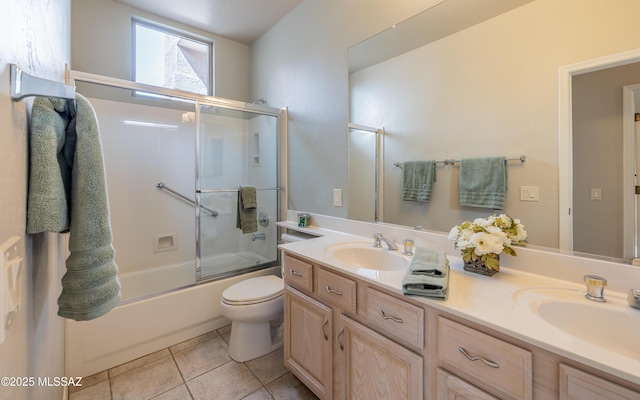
[
  {"left": 69, "top": 379, "right": 111, "bottom": 400},
  {"left": 242, "top": 388, "right": 275, "bottom": 400},
  {"left": 265, "top": 372, "right": 319, "bottom": 400},
  {"left": 187, "top": 361, "right": 262, "bottom": 400},
  {"left": 217, "top": 325, "right": 231, "bottom": 344},
  {"left": 109, "top": 348, "right": 172, "bottom": 378},
  {"left": 110, "top": 355, "right": 184, "bottom": 400},
  {"left": 245, "top": 347, "right": 288, "bottom": 385},
  {"left": 69, "top": 370, "right": 108, "bottom": 394},
  {"left": 171, "top": 333, "right": 231, "bottom": 380},
  {"left": 150, "top": 384, "right": 193, "bottom": 400}
]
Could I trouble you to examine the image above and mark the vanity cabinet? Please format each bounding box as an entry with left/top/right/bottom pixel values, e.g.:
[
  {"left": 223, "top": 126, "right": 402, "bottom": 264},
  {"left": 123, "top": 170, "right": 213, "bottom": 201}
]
[
  {"left": 283, "top": 252, "right": 424, "bottom": 400},
  {"left": 559, "top": 364, "right": 640, "bottom": 400},
  {"left": 339, "top": 314, "right": 423, "bottom": 400},
  {"left": 437, "top": 317, "right": 532, "bottom": 400},
  {"left": 282, "top": 250, "right": 640, "bottom": 400},
  {"left": 284, "top": 285, "right": 333, "bottom": 399},
  {"left": 437, "top": 368, "right": 499, "bottom": 400}
]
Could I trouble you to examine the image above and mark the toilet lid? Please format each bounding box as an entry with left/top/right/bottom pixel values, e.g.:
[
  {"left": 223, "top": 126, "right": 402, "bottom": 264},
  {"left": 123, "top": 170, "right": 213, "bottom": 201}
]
[{"left": 222, "top": 275, "right": 284, "bottom": 305}]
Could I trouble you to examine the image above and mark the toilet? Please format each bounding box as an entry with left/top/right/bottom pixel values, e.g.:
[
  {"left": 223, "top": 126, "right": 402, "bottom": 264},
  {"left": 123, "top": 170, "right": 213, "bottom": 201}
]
[{"left": 220, "top": 232, "right": 310, "bottom": 362}]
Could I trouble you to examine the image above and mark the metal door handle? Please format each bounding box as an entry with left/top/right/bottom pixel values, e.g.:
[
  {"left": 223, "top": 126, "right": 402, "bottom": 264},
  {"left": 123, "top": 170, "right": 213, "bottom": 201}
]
[
  {"left": 338, "top": 327, "right": 345, "bottom": 351},
  {"left": 289, "top": 269, "right": 302, "bottom": 276},
  {"left": 458, "top": 347, "right": 500, "bottom": 368},
  {"left": 379, "top": 309, "right": 404, "bottom": 324},
  {"left": 325, "top": 285, "right": 343, "bottom": 295}
]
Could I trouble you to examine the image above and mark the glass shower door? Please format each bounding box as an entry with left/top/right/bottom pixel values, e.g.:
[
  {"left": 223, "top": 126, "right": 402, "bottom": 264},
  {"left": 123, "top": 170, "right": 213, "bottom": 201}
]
[{"left": 196, "top": 103, "right": 280, "bottom": 281}]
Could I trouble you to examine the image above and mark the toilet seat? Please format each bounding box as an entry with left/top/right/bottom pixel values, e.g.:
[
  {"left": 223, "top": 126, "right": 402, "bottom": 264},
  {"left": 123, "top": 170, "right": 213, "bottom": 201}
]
[{"left": 222, "top": 275, "right": 284, "bottom": 305}]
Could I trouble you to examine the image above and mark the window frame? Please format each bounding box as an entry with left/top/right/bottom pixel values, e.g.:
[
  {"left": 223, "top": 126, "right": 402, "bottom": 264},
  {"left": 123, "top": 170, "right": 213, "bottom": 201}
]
[{"left": 131, "top": 17, "right": 214, "bottom": 96}]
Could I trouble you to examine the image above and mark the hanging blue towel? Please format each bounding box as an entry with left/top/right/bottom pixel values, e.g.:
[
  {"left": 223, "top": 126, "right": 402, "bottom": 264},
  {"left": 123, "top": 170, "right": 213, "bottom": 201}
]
[
  {"left": 459, "top": 157, "right": 506, "bottom": 209},
  {"left": 28, "top": 94, "right": 121, "bottom": 321},
  {"left": 402, "top": 160, "right": 436, "bottom": 202}
]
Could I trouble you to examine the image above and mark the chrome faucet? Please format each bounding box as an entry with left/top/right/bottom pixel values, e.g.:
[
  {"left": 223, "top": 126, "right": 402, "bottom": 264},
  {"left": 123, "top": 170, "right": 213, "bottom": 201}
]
[
  {"left": 373, "top": 233, "right": 398, "bottom": 250},
  {"left": 251, "top": 233, "right": 266, "bottom": 241},
  {"left": 584, "top": 275, "right": 607, "bottom": 302},
  {"left": 629, "top": 289, "right": 640, "bottom": 310}
]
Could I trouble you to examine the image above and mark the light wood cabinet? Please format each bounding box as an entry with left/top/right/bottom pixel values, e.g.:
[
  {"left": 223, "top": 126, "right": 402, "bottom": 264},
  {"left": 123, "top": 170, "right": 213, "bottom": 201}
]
[
  {"left": 437, "top": 368, "right": 499, "bottom": 400},
  {"left": 339, "top": 314, "right": 423, "bottom": 400},
  {"left": 284, "top": 285, "right": 333, "bottom": 399},
  {"left": 282, "top": 250, "right": 640, "bottom": 400},
  {"left": 559, "top": 364, "right": 640, "bottom": 400}
]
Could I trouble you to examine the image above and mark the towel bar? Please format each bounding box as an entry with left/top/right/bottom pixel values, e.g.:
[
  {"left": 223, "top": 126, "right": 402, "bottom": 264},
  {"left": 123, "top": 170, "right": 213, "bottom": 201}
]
[
  {"left": 10, "top": 64, "right": 75, "bottom": 101},
  {"left": 394, "top": 155, "right": 526, "bottom": 168}
]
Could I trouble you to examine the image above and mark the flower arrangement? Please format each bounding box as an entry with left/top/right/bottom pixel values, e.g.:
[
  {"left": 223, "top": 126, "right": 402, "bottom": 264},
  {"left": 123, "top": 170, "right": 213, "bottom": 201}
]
[{"left": 447, "top": 214, "right": 527, "bottom": 271}]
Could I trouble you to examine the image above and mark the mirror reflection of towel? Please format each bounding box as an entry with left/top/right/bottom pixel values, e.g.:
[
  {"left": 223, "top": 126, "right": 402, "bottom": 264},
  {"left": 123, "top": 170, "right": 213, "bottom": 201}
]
[
  {"left": 459, "top": 157, "right": 506, "bottom": 209},
  {"left": 236, "top": 185, "right": 257, "bottom": 233},
  {"left": 402, "top": 160, "right": 436, "bottom": 202}
]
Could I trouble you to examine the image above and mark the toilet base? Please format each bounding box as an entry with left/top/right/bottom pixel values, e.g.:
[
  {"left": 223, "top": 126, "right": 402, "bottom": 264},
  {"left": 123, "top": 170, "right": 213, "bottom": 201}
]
[{"left": 228, "top": 320, "right": 283, "bottom": 362}]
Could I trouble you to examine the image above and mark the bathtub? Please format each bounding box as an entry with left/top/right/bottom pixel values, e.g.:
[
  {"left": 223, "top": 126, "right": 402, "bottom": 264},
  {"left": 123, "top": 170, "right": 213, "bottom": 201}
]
[{"left": 65, "top": 257, "right": 280, "bottom": 378}]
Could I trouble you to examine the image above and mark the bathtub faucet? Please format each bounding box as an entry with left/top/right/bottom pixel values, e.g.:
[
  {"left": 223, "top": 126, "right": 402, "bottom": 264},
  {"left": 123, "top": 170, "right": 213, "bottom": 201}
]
[{"left": 251, "top": 233, "right": 266, "bottom": 241}]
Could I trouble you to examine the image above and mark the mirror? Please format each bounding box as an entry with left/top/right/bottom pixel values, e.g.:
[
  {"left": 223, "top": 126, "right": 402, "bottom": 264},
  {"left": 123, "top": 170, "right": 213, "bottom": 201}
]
[{"left": 347, "top": 0, "right": 640, "bottom": 261}]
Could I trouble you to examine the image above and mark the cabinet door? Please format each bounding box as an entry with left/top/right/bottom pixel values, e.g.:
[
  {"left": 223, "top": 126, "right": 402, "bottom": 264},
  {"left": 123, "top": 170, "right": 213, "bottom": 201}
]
[
  {"left": 437, "top": 369, "right": 498, "bottom": 400},
  {"left": 284, "top": 286, "right": 333, "bottom": 400},
  {"left": 339, "top": 315, "right": 423, "bottom": 400},
  {"left": 559, "top": 364, "right": 640, "bottom": 400}
]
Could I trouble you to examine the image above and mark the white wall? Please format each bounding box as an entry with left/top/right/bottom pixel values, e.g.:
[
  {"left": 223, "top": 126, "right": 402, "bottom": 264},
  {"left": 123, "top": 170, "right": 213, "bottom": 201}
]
[
  {"left": 71, "top": 0, "right": 251, "bottom": 102},
  {"left": 250, "top": 0, "right": 441, "bottom": 218},
  {"left": 253, "top": 0, "right": 640, "bottom": 249},
  {"left": 0, "top": 1, "right": 69, "bottom": 400}
]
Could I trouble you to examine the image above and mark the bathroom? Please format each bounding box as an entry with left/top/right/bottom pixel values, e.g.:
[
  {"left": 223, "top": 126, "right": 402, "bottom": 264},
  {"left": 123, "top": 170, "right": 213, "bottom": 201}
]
[{"left": 2, "top": 0, "right": 640, "bottom": 399}]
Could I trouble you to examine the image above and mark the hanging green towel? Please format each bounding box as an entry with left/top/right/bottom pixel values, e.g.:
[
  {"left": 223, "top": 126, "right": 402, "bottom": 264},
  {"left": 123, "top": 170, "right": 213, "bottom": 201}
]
[
  {"left": 28, "top": 94, "right": 121, "bottom": 321},
  {"left": 402, "top": 160, "right": 436, "bottom": 202},
  {"left": 459, "top": 157, "right": 506, "bottom": 209},
  {"left": 236, "top": 185, "right": 258, "bottom": 233}
]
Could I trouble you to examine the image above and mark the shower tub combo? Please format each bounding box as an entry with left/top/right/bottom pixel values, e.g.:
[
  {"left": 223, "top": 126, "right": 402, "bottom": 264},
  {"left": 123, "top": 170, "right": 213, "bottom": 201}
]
[{"left": 64, "top": 70, "right": 286, "bottom": 377}]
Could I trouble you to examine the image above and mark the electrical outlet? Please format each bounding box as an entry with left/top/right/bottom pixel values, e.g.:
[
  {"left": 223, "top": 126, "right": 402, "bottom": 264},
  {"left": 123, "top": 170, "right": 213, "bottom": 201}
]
[{"left": 333, "top": 189, "right": 343, "bottom": 207}]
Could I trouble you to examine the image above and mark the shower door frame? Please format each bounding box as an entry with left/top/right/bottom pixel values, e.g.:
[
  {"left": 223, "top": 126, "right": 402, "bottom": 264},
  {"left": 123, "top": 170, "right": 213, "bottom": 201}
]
[
  {"left": 194, "top": 100, "right": 285, "bottom": 282},
  {"left": 67, "top": 68, "right": 288, "bottom": 285}
]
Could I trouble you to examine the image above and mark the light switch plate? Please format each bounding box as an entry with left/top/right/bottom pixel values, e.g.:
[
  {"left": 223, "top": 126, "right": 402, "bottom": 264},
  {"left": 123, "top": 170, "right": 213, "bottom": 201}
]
[
  {"left": 591, "top": 188, "right": 602, "bottom": 201},
  {"left": 333, "top": 189, "right": 343, "bottom": 207},
  {"left": 520, "top": 186, "right": 539, "bottom": 201}
]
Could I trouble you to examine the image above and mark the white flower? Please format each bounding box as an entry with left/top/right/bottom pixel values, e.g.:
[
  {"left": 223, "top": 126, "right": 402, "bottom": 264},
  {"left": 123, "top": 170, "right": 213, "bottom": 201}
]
[{"left": 470, "top": 232, "right": 505, "bottom": 255}]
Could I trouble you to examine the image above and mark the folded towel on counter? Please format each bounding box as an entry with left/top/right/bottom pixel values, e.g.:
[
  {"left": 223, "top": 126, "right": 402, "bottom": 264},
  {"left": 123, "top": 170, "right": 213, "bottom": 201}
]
[
  {"left": 28, "top": 94, "right": 121, "bottom": 321},
  {"left": 409, "top": 247, "right": 449, "bottom": 277},
  {"left": 459, "top": 157, "right": 506, "bottom": 209},
  {"left": 402, "top": 160, "right": 436, "bottom": 202},
  {"left": 236, "top": 185, "right": 258, "bottom": 233},
  {"left": 402, "top": 247, "right": 449, "bottom": 300}
]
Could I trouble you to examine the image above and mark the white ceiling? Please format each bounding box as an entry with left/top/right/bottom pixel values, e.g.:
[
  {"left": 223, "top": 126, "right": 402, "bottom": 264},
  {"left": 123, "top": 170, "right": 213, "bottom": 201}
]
[{"left": 115, "top": 0, "right": 303, "bottom": 44}]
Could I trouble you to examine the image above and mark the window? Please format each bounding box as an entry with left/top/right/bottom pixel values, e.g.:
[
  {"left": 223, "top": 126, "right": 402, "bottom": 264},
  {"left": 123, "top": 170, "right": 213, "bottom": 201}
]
[{"left": 132, "top": 19, "right": 212, "bottom": 96}]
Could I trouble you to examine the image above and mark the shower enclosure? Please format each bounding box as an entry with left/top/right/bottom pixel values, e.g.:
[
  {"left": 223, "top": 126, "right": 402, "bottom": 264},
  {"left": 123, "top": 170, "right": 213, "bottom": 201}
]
[{"left": 69, "top": 70, "right": 285, "bottom": 302}]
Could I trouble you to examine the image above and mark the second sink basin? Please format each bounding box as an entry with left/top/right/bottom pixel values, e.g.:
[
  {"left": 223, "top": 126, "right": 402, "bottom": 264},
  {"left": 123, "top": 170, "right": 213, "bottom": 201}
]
[
  {"left": 514, "top": 287, "right": 640, "bottom": 359},
  {"left": 324, "top": 242, "right": 411, "bottom": 271}
]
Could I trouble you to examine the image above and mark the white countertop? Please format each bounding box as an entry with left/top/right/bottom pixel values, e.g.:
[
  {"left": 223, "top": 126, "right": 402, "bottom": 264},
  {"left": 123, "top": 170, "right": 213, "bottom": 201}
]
[{"left": 278, "top": 220, "right": 640, "bottom": 387}]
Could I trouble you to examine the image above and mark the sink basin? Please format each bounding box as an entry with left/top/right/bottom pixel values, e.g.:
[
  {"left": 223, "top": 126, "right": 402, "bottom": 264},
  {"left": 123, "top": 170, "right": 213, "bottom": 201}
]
[
  {"left": 324, "top": 242, "right": 411, "bottom": 271},
  {"left": 514, "top": 287, "right": 640, "bottom": 359}
]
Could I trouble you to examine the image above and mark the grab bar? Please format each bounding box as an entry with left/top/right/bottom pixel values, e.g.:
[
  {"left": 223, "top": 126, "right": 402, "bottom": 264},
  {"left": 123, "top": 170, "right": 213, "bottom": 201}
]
[
  {"left": 156, "top": 182, "right": 219, "bottom": 217},
  {"left": 197, "top": 187, "right": 282, "bottom": 194}
]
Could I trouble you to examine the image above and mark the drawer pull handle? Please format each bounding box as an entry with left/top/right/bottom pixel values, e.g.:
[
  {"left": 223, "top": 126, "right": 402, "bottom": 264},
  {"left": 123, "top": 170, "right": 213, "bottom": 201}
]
[
  {"left": 379, "top": 309, "right": 404, "bottom": 324},
  {"left": 289, "top": 269, "right": 303, "bottom": 276},
  {"left": 325, "top": 285, "right": 343, "bottom": 295},
  {"left": 338, "top": 327, "right": 345, "bottom": 351},
  {"left": 322, "top": 318, "right": 329, "bottom": 341},
  {"left": 458, "top": 347, "right": 500, "bottom": 369}
]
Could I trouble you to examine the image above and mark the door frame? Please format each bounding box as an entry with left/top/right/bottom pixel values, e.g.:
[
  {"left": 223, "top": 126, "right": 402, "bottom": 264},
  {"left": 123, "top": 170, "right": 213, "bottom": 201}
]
[{"left": 558, "top": 48, "right": 640, "bottom": 252}]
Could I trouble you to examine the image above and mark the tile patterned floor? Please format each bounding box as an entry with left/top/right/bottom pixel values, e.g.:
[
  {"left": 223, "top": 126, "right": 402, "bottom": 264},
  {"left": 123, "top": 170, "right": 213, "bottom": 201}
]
[{"left": 68, "top": 325, "right": 319, "bottom": 400}]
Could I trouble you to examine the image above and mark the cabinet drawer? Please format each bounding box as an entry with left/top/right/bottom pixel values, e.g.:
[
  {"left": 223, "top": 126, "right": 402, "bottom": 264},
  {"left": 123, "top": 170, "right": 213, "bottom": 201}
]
[
  {"left": 559, "top": 363, "right": 640, "bottom": 400},
  {"left": 284, "top": 254, "right": 313, "bottom": 292},
  {"left": 317, "top": 268, "right": 356, "bottom": 313},
  {"left": 438, "top": 317, "right": 532, "bottom": 400},
  {"left": 366, "top": 287, "right": 424, "bottom": 348}
]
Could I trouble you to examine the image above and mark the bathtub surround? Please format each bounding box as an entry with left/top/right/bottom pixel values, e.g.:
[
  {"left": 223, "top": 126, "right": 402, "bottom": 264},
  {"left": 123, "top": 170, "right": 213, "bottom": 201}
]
[{"left": 27, "top": 94, "right": 121, "bottom": 321}]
